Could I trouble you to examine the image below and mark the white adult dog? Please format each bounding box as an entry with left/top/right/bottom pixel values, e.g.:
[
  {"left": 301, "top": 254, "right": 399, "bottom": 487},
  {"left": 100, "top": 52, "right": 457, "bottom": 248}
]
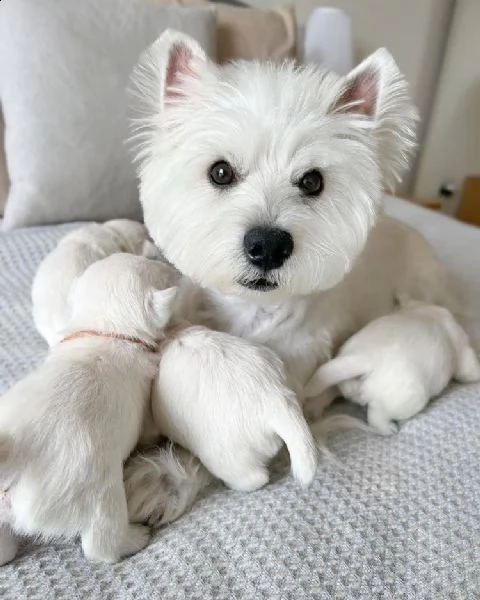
[
  {"left": 32, "top": 219, "right": 153, "bottom": 346},
  {"left": 126, "top": 30, "right": 456, "bottom": 524},
  {"left": 303, "top": 302, "right": 480, "bottom": 434},
  {"left": 0, "top": 254, "right": 178, "bottom": 565}
]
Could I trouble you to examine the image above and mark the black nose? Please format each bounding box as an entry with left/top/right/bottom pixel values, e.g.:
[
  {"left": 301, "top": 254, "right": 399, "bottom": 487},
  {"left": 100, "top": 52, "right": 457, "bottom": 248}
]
[{"left": 243, "top": 227, "right": 294, "bottom": 271}]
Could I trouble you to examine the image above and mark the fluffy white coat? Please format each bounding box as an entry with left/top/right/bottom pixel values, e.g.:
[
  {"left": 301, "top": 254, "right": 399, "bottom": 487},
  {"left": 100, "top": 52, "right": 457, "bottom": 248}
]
[
  {"left": 123, "top": 30, "right": 461, "bottom": 526},
  {"left": 31, "top": 219, "right": 153, "bottom": 346},
  {"left": 304, "top": 303, "right": 480, "bottom": 434},
  {"left": 0, "top": 254, "right": 178, "bottom": 564},
  {"left": 152, "top": 326, "right": 318, "bottom": 492}
]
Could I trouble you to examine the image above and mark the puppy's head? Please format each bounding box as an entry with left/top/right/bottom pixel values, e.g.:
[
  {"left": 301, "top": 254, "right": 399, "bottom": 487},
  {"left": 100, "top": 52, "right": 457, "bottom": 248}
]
[
  {"left": 134, "top": 31, "right": 417, "bottom": 300},
  {"left": 70, "top": 254, "right": 179, "bottom": 336},
  {"left": 104, "top": 219, "right": 149, "bottom": 254}
]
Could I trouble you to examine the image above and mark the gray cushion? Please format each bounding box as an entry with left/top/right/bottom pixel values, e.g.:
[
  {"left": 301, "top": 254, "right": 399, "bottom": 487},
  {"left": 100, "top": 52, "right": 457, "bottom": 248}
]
[{"left": 0, "top": 0, "right": 215, "bottom": 230}]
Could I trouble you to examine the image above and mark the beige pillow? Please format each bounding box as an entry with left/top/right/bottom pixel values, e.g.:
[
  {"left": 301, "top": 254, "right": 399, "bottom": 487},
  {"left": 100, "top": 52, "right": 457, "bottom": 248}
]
[
  {"left": 149, "top": 1, "right": 297, "bottom": 62},
  {"left": 215, "top": 4, "right": 296, "bottom": 63},
  {"left": 0, "top": 111, "right": 8, "bottom": 215}
]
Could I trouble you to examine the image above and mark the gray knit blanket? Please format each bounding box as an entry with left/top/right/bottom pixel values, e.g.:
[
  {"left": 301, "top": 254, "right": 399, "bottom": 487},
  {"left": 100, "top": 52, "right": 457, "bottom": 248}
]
[{"left": 0, "top": 197, "right": 479, "bottom": 599}]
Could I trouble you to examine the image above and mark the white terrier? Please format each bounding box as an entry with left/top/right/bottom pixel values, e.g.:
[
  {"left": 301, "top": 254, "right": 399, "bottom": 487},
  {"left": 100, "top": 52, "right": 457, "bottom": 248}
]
[
  {"left": 0, "top": 254, "right": 178, "bottom": 564},
  {"left": 152, "top": 326, "right": 318, "bottom": 492},
  {"left": 32, "top": 219, "right": 154, "bottom": 346},
  {"left": 123, "top": 30, "right": 458, "bottom": 523},
  {"left": 304, "top": 303, "right": 480, "bottom": 434}
]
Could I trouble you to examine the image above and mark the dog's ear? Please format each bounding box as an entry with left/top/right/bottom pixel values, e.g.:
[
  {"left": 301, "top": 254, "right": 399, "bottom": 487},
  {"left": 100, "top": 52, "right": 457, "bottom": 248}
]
[
  {"left": 160, "top": 30, "right": 211, "bottom": 103},
  {"left": 133, "top": 29, "right": 213, "bottom": 111},
  {"left": 333, "top": 48, "right": 418, "bottom": 191},
  {"left": 149, "top": 287, "right": 179, "bottom": 327}
]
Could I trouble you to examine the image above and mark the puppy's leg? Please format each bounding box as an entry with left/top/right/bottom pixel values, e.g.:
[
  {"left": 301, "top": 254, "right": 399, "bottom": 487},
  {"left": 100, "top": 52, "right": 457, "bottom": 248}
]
[
  {"left": 82, "top": 466, "right": 149, "bottom": 563},
  {"left": 304, "top": 388, "right": 337, "bottom": 422},
  {"left": 455, "top": 345, "right": 480, "bottom": 383},
  {"left": 367, "top": 405, "right": 399, "bottom": 436},
  {"left": 0, "top": 526, "right": 18, "bottom": 566},
  {"left": 222, "top": 467, "right": 269, "bottom": 492}
]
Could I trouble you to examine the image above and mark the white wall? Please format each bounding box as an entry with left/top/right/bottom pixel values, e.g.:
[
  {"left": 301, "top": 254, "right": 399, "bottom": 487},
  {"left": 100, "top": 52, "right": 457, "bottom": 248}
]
[
  {"left": 415, "top": 0, "right": 480, "bottom": 213},
  {"left": 249, "top": 0, "right": 454, "bottom": 193}
]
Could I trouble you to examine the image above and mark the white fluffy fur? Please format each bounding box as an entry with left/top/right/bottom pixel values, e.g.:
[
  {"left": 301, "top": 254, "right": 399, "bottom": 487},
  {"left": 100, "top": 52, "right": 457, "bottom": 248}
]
[
  {"left": 124, "top": 444, "right": 212, "bottom": 527},
  {"left": 32, "top": 219, "right": 152, "bottom": 346},
  {"left": 0, "top": 254, "right": 179, "bottom": 564},
  {"left": 304, "top": 303, "right": 480, "bottom": 434},
  {"left": 152, "top": 326, "right": 317, "bottom": 491},
  {"left": 123, "top": 31, "right": 456, "bottom": 527},
  {"left": 134, "top": 31, "right": 417, "bottom": 300}
]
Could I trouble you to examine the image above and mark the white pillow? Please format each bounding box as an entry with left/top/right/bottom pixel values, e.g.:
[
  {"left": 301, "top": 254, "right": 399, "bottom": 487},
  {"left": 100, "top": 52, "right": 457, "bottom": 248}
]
[{"left": 0, "top": 0, "right": 215, "bottom": 230}]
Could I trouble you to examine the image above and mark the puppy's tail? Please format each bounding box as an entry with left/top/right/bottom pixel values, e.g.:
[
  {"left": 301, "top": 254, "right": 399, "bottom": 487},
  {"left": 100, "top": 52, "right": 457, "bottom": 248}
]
[
  {"left": 271, "top": 395, "right": 318, "bottom": 487},
  {"left": 304, "top": 355, "right": 371, "bottom": 399}
]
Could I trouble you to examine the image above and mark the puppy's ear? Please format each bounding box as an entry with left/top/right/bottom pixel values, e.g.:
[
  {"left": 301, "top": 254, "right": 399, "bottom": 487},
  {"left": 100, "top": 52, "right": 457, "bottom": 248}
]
[
  {"left": 148, "top": 287, "right": 179, "bottom": 327},
  {"left": 333, "top": 48, "right": 418, "bottom": 191},
  {"left": 133, "top": 29, "right": 213, "bottom": 112}
]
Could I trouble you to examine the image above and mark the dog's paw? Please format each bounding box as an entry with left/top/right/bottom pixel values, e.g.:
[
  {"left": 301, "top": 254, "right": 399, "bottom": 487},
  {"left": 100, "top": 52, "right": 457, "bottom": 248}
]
[
  {"left": 120, "top": 524, "right": 150, "bottom": 557},
  {"left": 367, "top": 405, "right": 399, "bottom": 436},
  {"left": 82, "top": 536, "right": 119, "bottom": 564},
  {"left": 456, "top": 347, "right": 480, "bottom": 383},
  {"left": 224, "top": 468, "right": 269, "bottom": 492},
  {"left": 378, "top": 421, "right": 399, "bottom": 436},
  {"left": 303, "top": 390, "right": 336, "bottom": 423}
]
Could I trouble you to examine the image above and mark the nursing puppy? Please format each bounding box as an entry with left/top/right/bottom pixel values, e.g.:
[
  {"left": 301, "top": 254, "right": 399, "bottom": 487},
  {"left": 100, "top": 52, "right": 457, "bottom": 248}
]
[
  {"left": 152, "top": 326, "right": 318, "bottom": 492},
  {"left": 32, "top": 219, "right": 153, "bottom": 346},
  {"left": 124, "top": 31, "right": 455, "bottom": 524},
  {"left": 304, "top": 303, "right": 480, "bottom": 434},
  {"left": 0, "top": 254, "right": 178, "bottom": 564}
]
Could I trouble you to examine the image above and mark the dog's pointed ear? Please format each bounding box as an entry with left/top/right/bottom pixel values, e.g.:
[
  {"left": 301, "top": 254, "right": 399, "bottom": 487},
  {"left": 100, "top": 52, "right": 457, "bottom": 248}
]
[
  {"left": 160, "top": 30, "right": 210, "bottom": 102},
  {"left": 149, "top": 286, "right": 179, "bottom": 327},
  {"left": 133, "top": 29, "right": 212, "bottom": 112},
  {"left": 332, "top": 48, "right": 418, "bottom": 191}
]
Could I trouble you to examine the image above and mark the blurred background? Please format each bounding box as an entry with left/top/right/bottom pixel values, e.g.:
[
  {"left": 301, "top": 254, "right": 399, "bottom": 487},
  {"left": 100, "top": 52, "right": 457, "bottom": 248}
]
[{"left": 1, "top": 0, "right": 479, "bottom": 226}]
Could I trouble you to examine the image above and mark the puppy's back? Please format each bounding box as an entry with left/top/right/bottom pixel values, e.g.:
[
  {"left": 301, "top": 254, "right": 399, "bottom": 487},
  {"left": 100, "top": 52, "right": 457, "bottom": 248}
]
[{"left": 3, "top": 341, "right": 150, "bottom": 537}]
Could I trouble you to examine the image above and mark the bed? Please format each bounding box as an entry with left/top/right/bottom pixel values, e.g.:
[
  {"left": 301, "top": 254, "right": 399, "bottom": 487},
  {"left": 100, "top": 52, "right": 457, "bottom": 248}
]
[{"left": 1, "top": 196, "right": 479, "bottom": 599}]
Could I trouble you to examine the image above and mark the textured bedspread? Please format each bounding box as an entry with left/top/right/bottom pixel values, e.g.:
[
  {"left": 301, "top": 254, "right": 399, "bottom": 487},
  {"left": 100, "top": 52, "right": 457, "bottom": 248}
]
[{"left": 0, "top": 199, "right": 479, "bottom": 599}]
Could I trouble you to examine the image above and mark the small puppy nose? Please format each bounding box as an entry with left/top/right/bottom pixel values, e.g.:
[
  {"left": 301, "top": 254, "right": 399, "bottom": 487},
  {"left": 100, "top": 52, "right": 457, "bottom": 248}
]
[{"left": 244, "top": 227, "right": 294, "bottom": 271}]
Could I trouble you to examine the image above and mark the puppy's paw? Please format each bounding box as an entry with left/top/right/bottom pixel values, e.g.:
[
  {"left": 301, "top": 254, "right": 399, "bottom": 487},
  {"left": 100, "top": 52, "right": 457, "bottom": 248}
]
[
  {"left": 225, "top": 468, "right": 269, "bottom": 492},
  {"left": 121, "top": 524, "right": 150, "bottom": 557},
  {"left": 303, "top": 390, "right": 336, "bottom": 423},
  {"left": 376, "top": 421, "right": 399, "bottom": 436},
  {"left": 82, "top": 537, "right": 120, "bottom": 564},
  {"left": 367, "top": 407, "right": 399, "bottom": 436},
  {"left": 456, "top": 347, "right": 480, "bottom": 383}
]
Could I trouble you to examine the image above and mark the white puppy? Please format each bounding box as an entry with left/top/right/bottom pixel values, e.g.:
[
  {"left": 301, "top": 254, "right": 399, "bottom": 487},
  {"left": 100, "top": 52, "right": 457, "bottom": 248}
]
[
  {"left": 152, "top": 326, "right": 318, "bottom": 492},
  {"left": 32, "top": 219, "right": 154, "bottom": 346},
  {"left": 0, "top": 253, "right": 178, "bottom": 564},
  {"left": 304, "top": 303, "right": 480, "bottom": 434}
]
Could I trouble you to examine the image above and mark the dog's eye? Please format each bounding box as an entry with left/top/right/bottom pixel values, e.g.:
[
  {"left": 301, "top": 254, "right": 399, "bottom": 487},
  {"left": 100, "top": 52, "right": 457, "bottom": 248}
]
[
  {"left": 298, "top": 169, "right": 324, "bottom": 197},
  {"left": 209, "top": 160, "right": 236, "bottom": 187}
]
